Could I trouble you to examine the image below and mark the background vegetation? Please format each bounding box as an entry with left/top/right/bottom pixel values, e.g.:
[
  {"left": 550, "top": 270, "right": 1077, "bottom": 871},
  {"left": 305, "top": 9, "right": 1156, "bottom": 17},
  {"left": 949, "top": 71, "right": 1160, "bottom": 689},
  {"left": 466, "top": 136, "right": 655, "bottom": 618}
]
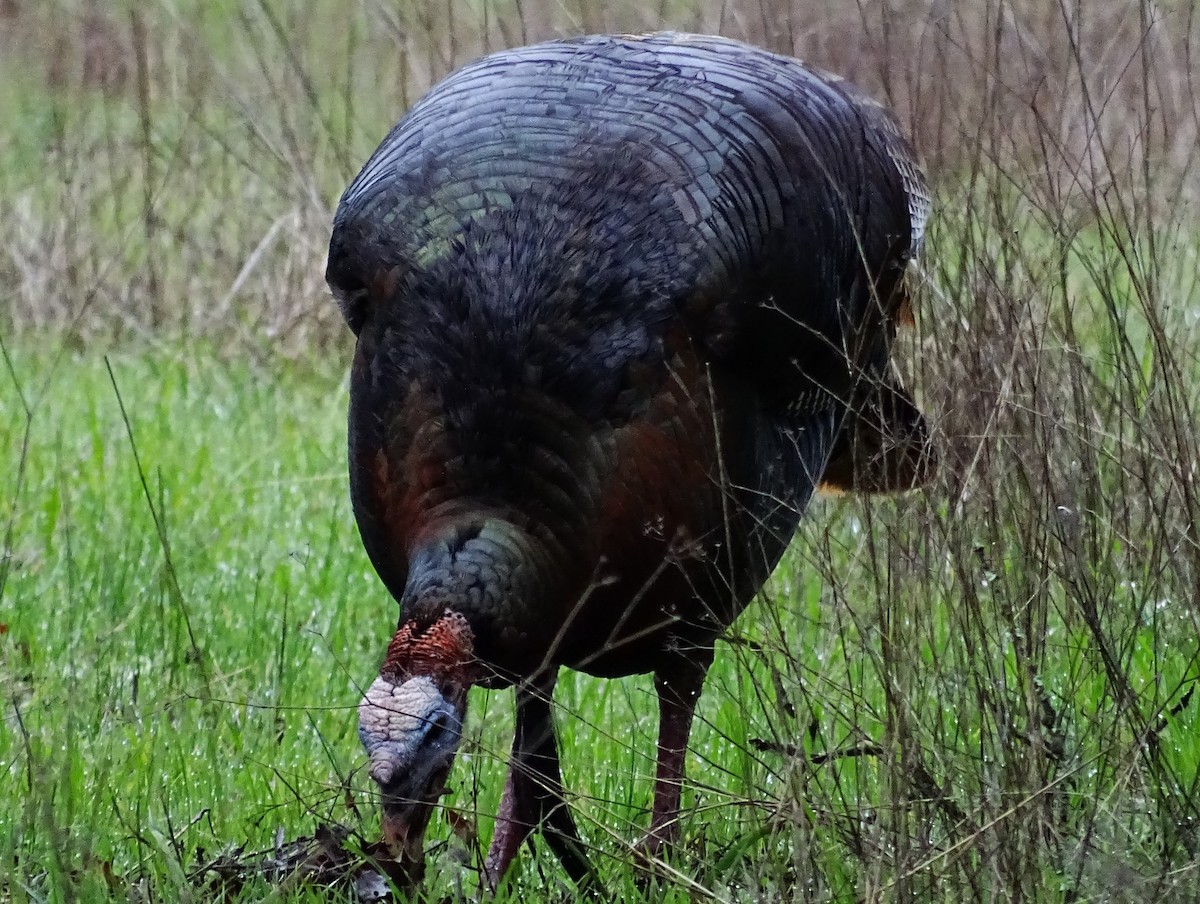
[{"left": 2, "top": 0, "right": 1199, "bottom": 900}]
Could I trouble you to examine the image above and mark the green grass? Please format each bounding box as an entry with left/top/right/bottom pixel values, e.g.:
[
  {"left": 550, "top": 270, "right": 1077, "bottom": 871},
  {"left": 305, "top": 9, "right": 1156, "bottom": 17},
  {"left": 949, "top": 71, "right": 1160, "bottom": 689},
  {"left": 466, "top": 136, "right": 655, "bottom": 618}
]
[
  {"left": 4, "top": 0, "right": 1200, "bottom": 900},
  {"left": 0, "top": 345, "right": 818, "bottom": 900},
  {"left": 1, "top": 346, "right": 365, "bottom": 896},
  {"left": 4, "top": 330, "right": 1200, "bottom": 902}
]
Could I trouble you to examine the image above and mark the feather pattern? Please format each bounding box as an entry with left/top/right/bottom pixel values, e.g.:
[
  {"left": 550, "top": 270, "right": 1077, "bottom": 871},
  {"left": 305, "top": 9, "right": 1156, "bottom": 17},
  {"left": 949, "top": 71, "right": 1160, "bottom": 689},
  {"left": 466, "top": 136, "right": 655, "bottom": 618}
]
[{"left": 329, "top": 31, "right": 931, "bottom": 675}]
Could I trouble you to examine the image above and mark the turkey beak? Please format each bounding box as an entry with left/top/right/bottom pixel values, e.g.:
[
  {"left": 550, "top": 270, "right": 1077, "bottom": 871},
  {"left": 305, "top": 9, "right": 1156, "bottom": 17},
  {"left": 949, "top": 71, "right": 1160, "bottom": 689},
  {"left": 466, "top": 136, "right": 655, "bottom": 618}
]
[
  {"left": 359, "top": 674, "right": 466, "bottom": 882},
  {"left": 373, "top": 736, "right": 458, "bottom": 883},
  {"left": 370, "top": 734, "right": 460, "bottom": 873},
  {"left": 378, "top": 776, "right": 445, "bottom": 880}
]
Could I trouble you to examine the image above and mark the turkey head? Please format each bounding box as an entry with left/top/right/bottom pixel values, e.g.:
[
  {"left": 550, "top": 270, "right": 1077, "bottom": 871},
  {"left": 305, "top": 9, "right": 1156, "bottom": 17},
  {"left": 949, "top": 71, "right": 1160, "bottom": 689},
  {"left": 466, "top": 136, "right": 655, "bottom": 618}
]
[{"left": 357, "top": 611, "right": 475, "bottom": 882}]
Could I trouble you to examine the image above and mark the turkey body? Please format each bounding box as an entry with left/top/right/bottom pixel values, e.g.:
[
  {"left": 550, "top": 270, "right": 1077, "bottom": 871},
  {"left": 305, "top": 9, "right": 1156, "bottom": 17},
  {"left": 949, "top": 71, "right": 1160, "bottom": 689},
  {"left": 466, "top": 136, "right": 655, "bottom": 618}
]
[{"left": 327, "top": 32, "right": 932, "bottom": 889}]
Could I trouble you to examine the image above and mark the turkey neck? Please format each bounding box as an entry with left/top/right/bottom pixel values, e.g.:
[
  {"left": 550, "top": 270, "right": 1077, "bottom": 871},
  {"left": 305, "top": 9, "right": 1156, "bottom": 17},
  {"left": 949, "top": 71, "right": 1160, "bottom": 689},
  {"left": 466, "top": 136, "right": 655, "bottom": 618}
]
[{"left": 394, "top": 515, "right": 573, "bottom": 685}]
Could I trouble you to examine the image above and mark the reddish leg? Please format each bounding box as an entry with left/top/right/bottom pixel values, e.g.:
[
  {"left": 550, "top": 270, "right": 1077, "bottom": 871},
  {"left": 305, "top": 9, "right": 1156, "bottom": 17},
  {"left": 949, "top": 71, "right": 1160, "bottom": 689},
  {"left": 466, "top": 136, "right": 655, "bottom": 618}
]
[
  {"left": 483, "top": 765, "right": 522, "bottom": 888},
  {"left": 638, "top": 648, "right": 713, "bottom": 863},
  {"left": 484, "top": 672, "right": 597, "bottom": 891}
]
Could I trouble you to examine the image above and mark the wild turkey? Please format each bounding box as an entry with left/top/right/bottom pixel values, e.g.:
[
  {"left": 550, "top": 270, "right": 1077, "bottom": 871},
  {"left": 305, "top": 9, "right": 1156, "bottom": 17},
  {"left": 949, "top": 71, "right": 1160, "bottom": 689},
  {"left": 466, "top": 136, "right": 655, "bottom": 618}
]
[{"left": 325, "top": 32, "right": 934, "bottom": 889}]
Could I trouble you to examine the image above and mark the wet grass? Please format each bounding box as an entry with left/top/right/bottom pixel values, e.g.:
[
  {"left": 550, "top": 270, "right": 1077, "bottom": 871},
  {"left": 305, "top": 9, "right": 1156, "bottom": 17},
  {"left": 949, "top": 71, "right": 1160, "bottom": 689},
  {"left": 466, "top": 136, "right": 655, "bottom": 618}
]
[{"left": 3, "top": 0, "right": 1200, "bottom": 900}]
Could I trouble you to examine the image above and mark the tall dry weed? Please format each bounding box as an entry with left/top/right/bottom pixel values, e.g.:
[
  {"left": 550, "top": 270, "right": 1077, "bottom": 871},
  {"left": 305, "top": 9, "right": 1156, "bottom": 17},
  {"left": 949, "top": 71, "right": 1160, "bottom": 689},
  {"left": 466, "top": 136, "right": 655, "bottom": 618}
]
[{"left": 2, "top": 0, "right": 1198, "bottom": 897}]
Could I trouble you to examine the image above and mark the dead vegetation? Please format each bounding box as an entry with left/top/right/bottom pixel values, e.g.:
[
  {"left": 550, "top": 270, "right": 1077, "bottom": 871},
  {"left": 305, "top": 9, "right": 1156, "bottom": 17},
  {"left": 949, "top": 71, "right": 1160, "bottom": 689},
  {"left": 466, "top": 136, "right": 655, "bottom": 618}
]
[
  {"left": 1, "top": 1, "right": 1195, "bottom": 350},
  {"left": 2, "top": 1, "right": 1198, "bottom": 900}
]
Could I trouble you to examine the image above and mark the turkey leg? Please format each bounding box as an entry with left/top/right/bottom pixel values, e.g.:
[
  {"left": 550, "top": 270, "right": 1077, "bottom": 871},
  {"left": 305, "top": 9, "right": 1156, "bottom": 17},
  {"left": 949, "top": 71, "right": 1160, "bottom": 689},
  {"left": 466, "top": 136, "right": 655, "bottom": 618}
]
[
  {"left": 638, "top": 646, "right": 714, "bottom": 862},
  {"left": 484, "top": 671, "right": 597, "bottom": 890}
]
